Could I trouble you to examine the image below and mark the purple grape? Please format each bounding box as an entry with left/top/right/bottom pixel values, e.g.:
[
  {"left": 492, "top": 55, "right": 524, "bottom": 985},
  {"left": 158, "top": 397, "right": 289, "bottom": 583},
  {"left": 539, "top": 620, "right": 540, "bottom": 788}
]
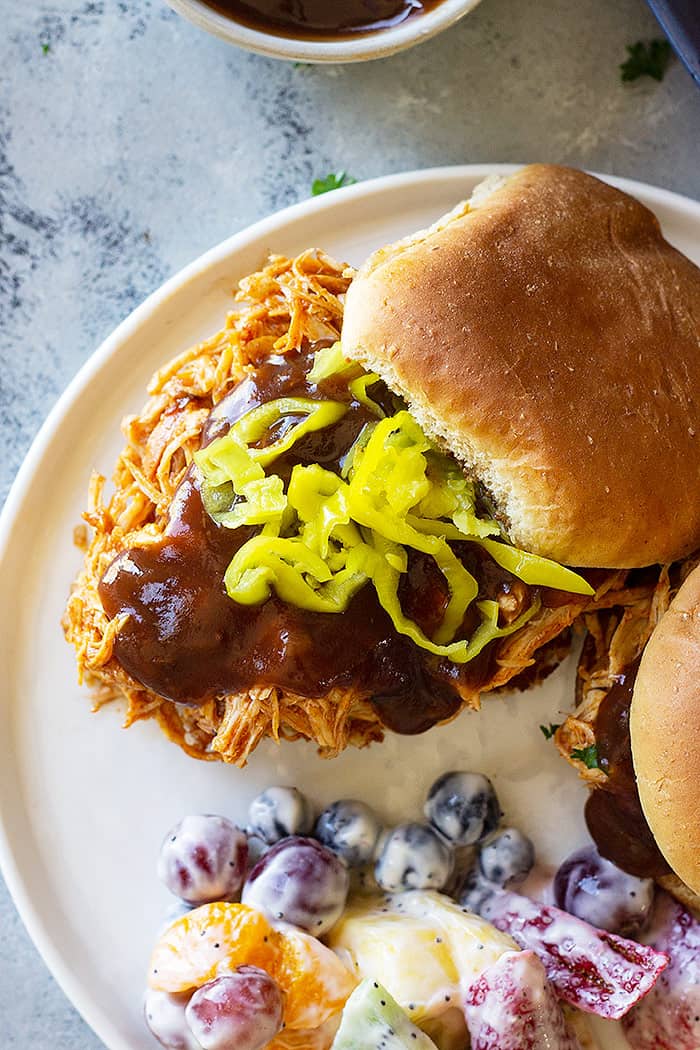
[
  {"left": 248, "top": 786, "right": 313, "bottom": 845},
  {"left": 158, "top": 815, "right": 248, "bottom": 905},
  {"left": 374, "top": 823, "right": 453, "bottom": 893},
  {"left": 458, "top": 867, "right": 499, "bottom": 915},
  {"left": 553, "top": 844, "right": 654, "bottom": 935},
  {"left": 144, "top": 988, "right": 202, "bottom": 1050},
  {"left": 425, "top": 771, "right": 502, "bottom": 846},
  {"left": 242, "top": 835, "right": 349, "bottom": 935},
  {"left": 185, "top": 969, "right": 283, "bottom": 1050},
  {"left": 314, "top": 799, "right": 382, "bottom": 867},
  {"left": 478, "top": 828, "right": 535, "bottom": 887}
]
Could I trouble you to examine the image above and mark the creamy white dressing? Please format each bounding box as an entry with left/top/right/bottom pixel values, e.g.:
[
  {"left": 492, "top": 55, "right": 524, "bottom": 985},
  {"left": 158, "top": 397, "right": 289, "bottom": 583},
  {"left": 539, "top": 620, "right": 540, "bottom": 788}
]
[
  {"left": 518, "top": 865, "right": 556, "bottom": 907},
  {"left": 144, "top": 989, "right": 203, "bottom": 1050}
]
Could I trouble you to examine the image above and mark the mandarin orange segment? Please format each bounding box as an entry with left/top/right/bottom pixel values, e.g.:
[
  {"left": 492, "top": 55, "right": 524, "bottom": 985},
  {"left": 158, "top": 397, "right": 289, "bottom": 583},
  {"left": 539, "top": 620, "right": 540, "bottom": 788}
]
[
  {"left": 148, "top": 902, "right": 280, "bottom": 993},
  {"left": 271, "top": 927, "right": 358, "bottom": 1030},
  {"left": 268, "top": 1016, "right": 341, "bottom": 1050}
]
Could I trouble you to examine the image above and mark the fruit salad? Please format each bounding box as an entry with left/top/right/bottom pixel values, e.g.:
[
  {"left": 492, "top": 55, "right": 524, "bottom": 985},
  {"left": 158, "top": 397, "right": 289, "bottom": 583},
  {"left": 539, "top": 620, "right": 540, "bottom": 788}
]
[{"left": 144, "top": 773, "right": 699, "bottom": 1050}]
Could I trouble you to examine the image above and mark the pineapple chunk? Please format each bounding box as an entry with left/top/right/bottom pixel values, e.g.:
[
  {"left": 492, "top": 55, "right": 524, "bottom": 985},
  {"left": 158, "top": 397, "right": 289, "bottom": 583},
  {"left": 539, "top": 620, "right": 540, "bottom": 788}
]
[{"left": 328, "top": 890, "right": 517, "bottom": 1026}]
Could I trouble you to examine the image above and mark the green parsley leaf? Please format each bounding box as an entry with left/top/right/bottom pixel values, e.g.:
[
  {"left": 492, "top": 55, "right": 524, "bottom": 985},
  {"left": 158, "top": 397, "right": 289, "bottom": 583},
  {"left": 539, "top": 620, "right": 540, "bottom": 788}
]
[
  {"left": 41, "top": 42, "right": 51, "bottom": 55},
  {"left": 620, "top": 39, "right": 672, "bottom": 82},
  {"left": 571, "top": 744, "right": 602, "bottom": 770},
  {"left": 311, "top": 171, "right": 357, "bottom": 197},
  {"left": 540, "top": 722, "right": 562, "bottom": 740}
]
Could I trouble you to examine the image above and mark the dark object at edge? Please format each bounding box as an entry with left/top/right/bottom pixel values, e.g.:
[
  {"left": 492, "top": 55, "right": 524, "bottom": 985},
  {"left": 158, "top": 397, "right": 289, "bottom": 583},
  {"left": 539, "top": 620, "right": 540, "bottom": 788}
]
[{"left": 646, "top": 0, "right": 700, "bottom": 86}]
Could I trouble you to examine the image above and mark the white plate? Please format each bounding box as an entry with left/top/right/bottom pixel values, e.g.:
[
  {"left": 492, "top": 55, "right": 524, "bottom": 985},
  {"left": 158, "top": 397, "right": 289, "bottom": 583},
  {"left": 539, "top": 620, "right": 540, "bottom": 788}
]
[{"left": 1, "top": 166, "right": 699, "bottom": 1050}]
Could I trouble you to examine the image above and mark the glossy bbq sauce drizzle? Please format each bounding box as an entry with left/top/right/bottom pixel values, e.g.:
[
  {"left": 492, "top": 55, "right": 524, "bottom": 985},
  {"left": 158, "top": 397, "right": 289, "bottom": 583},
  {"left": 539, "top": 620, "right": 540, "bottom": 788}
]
[
  {"left": 203, "top": 0, "right": 443, "bottom": 39},
  {"left": 586, "top": 659, "right": 671, "bottom": 879},
  {"left": 99, "top": 345, "right": 540, "bottom": 734}
]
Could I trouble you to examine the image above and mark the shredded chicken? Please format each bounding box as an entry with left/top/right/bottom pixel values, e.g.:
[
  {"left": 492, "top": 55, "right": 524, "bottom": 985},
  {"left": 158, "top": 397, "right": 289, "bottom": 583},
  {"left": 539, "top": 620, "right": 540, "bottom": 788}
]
[
  {"left": 63, "top": 250, "right": 650, "bottom": 767},
  {"left": 555, "top": 560, "right": 698, "bottom": 784}
]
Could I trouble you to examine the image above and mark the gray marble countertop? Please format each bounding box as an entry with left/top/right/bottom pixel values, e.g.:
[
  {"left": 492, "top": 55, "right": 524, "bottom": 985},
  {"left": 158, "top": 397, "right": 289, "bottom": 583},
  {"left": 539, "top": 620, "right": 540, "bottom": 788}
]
[{"left": 1, "top": 0, "right": 699, "bottom": 1046}]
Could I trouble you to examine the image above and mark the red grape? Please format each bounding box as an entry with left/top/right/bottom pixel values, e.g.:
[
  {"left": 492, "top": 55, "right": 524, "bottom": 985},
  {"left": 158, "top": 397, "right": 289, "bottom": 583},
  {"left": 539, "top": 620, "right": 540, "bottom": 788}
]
[
  {"left": 158, "top": 815, "right": 248, "bottom": 905},
  {"left": 242, "top": 835, "right": 349, "bottom": 935},
  {"left": 553, "top": 845, "right": 654, "bottom": 935},
  {"left": 185, "top": 968, "right": 284, "bottom": 1050}
]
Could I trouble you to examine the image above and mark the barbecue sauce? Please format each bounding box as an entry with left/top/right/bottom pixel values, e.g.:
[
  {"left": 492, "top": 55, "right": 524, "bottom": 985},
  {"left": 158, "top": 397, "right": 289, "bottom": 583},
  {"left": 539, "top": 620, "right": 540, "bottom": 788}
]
[
  {"left": 99, "top": 345, "right": 540, "bottom": 734},
  {"left": 204, "top": 0, "right": 444, "bottom": 39},
  {"left": 586, "top": 660, "right": 671, "bottom": 878}
]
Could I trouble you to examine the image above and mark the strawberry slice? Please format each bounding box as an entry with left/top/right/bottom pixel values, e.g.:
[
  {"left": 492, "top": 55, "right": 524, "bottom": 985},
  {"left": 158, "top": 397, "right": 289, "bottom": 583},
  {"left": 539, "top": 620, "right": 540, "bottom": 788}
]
[
  {"left": 464, "top": 950, "right": 582, "bottom": 1049},
  {"left": 622, "top": 893, "right": 700, "bottom": 1049},
  {"left": 481, "top": 888, "right": 668, "bottom": 1019}
]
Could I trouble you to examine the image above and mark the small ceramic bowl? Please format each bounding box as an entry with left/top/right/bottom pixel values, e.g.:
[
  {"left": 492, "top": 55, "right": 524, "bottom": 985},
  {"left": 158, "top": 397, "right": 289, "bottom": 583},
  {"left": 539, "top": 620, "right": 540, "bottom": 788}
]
[{"left": 165, "top": 0, "right": 484, "bottom": 63}]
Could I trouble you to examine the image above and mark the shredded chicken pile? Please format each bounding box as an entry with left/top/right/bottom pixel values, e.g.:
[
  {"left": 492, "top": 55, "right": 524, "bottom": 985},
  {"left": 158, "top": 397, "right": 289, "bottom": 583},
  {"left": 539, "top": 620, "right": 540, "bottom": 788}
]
[{"left": 63, "top": 250, "right": 654, "bottom": 767}]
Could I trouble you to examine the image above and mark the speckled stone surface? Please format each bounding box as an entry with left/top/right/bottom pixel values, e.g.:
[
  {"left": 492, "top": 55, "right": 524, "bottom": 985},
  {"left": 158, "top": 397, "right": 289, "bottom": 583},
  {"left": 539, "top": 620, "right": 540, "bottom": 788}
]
[{"left": 0, "top": 0, "right": 699, "bottom": 1046}]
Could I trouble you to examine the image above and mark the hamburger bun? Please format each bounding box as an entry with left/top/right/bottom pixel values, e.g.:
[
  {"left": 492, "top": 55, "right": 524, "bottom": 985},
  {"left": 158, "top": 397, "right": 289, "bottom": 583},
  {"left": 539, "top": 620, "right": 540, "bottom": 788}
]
[
  {"left": 341, "top": 164, "right": 700, "bottom": 569},
  {"left": 631, "top": 563, "right": 700, "bottom": 895}
]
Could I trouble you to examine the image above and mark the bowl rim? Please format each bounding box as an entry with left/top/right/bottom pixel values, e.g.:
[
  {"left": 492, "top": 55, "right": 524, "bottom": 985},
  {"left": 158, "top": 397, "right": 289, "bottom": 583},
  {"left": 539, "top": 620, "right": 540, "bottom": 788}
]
[{"left": 164, "top": 0, "right": 484, "bottom": 63}]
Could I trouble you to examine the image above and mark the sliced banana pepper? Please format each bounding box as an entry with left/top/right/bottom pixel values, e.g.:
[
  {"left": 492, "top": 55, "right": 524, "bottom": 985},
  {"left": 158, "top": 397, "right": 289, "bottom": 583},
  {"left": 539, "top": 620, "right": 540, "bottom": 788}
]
[{"left": 194, "top": 345, "right": 593, "bottom": 664}]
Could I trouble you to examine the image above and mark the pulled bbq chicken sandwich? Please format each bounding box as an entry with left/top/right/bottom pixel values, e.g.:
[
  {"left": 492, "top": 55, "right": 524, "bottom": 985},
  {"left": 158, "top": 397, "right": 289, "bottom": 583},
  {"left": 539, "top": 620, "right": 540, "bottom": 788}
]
[
  {"left": 558, "top": 559, "right": 700, "bottom": 912},
  {"left": 64, "top": 165, "right": 700, "bottom": 767}
]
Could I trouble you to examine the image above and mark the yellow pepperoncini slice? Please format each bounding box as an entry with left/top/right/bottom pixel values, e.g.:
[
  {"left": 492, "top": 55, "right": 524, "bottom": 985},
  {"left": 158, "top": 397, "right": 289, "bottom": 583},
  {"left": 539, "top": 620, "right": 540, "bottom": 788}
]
[
  {"left": 194, "top": 369, "right": 594, "bottom": 663},
  {"left": 307, "top": 341, "right": 357, "bottom": 383},
  {"left": 214, "top": 477, "right": 287, "bottom": 530},
  {"left": 194, "top": 397, "right": 348, "bottom": 531},
  {"left": 342, "top": 413, "right": 480, "bottom": 644},
  {"left": 286, "top": 464, "right": 353, "bottom": 559},
  {"left": 416, "top": 455, "right": 500, "bottom": 539},
  {"left": 340, "top": 422, "right": 377, "bottom": 479},
  {"left": 464, "top": 596, "right": 542, "bottom": 660},
  {"left": 475, "top": 538, "right": 594, "bottom": 596},
  {"left": 347, "top": 373, "right": 385, "bottom": 417},
  {"left": 224, "top": 535, "right": 366, "bottom": 612},
  {"left": 232, "top": 397, "right": 348, "bottom": 467},
  {"left": 194, "top": 437, "right": 287, "bottom": 530},
  {"left": 353, "top": 535, "right": 540, "bottom": 661}
]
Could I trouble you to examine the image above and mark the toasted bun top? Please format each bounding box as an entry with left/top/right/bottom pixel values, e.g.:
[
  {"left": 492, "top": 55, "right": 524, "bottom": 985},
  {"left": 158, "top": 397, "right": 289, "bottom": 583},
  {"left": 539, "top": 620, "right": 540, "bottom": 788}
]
[
  {"left": 631, "top": 564, "right": 700, "bottom": 895},
  {"left": 341, "top": 164, "right": 700, "bottom": 568}
]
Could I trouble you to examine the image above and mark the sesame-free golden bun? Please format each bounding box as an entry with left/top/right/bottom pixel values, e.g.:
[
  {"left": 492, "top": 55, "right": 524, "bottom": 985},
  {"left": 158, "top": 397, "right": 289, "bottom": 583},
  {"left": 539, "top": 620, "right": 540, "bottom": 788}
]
[
  {"left": 631, "top": 564, "right": 700, "bottom": 896},
  {"left": 341, "top": 164, "right": 700, "bottom": 569}
]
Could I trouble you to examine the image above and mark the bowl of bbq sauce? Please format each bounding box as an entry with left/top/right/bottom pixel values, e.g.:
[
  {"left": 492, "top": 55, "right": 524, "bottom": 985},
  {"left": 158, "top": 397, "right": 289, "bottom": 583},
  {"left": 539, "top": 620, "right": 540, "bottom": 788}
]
[{"left": 165, "top": 0, "right": 483, "bottom": 62}]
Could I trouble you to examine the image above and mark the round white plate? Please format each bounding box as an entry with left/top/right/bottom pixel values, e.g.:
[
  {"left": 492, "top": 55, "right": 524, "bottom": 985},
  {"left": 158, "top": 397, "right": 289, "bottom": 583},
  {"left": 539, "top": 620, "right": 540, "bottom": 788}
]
[{"left": 2, "top": 166, "right": 699, "bottom": 1050}]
